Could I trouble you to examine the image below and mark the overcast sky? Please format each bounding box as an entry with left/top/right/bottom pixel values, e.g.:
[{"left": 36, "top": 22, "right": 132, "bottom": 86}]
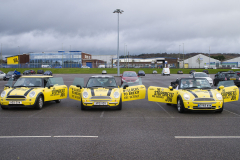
[{"left": 0, "top": 0, "right": 240, "bottom": 57}]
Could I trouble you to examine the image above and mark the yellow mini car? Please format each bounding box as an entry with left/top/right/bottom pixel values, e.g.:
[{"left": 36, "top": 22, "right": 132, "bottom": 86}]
[
  {"left": 0, "top": 76, "right": 68, "bottom": 110},
  {"left": 148, "top": 78, "right": 239, "bottom": 113},
  {"left": 69, "top": 75, "right": 146, "bottom": 110}
]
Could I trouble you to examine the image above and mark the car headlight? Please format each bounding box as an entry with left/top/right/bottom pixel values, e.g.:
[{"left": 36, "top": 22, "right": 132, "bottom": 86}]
[
  {"left": 183, "top": 93, "right": 190, "bottom": 100},
  {"left": 1, "top": 91, "right": 6, "bottom": 98},
  {"left": 216, "top": 93, "right": 222, "bottom": 100},
  {"left": 113, "top": 91, "right": 120, "bottom": 98},
  {"left": 29, "top": 91, "right": 36, "bottom": 98},
  {"left": 82, "top": 91, "right": 89, "bottom": 98}
]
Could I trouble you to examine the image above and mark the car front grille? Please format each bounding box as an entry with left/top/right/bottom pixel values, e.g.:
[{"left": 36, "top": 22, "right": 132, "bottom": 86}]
[
  {"left": 90, "top": 96, "right": 112, "bottom": 102},
  {"left": 193, "top": 98, "right": 215, "bottom": 101},
  {"left": 7, "top": 95, "right": 26, "bottom": 99}
]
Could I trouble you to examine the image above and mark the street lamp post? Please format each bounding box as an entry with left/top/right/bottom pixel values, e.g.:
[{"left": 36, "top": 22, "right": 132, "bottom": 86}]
[
  {"left": 182, "top": 43, "right": 184, "bottom": 68},
  {"left": 113, "top": 9, "right": 124, "bottom": 76},
  {"left": 179, "top": 45, "right": 181, "bottom": 68},
  {"left": 209, "top": 46, "right": 210, "bottom": 68}
]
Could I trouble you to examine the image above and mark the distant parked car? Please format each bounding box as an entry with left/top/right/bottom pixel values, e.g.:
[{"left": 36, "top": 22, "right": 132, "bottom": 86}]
[
  {"left": 29, "top": 70, "right": 36, "bottom": 74},
  {"left": 213, "top": 72, "right": 240, "bottom": 86},
  {"left": 23, "top": 70, "right": 31, "bottom": 75},
  {"left": 82, "top": 65, "right": 90, "bottom": 68},
  {"left": 189, "top": 70, "right": 196, "bottom": 74},
  {"left": 228, "top": 70, "right": 234, "bottom": 73},
  {"left": 43, "top": 71, "right": 53, "bottom": 76},
  {"left": 152, "top": 70, "right": 157, "bottom": 74},
  {"left": 37, "top": 70, "right": 44, "bottom": 74},
  {"left": 177, "top": 70, "right": 183, "bottom": 74},
  {"left": 235, "top": 71, "right": 240, "bottom": 76},
  {"left": 203, "top": 70, "right": 209, "bottom": 74},
  {"left": 0, "top": 71, "right": 6, "bottom": 79},
  {"left": 3, "top": 70, "right": 21, "bottom": 81},
  {"left": 102, "top": 70, "right": 107, "bottom": 74},
  {"left": 138, "top": 70, "right": 145, "bottom": 76}
]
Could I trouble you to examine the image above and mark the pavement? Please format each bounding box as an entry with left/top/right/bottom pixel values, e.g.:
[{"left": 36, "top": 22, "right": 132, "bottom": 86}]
[{"left": 0, "top": 74, "right": 240, "bottom": 160}]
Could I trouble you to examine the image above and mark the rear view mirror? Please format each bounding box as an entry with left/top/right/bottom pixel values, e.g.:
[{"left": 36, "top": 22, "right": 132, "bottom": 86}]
[
  {"left": 123, "top": 85, "right": 129, "bottom": 89},
  {"left": 48, "top": 84, "right": 54, "bottom": 89},
  {"left": 76, "top": 84, "right": 82, "bottom": 89},
  {"left": 218, "top": 85, "right": 224, "bottom": 91}
]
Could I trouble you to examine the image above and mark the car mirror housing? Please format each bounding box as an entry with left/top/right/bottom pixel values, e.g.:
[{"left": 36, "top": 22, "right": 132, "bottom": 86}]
[
  {"left": 123, "top": 84, "right": 129, "bottom": 89},
  {"left": 76, "top": 84, "right": 82, "bottom": 89},
  {"left": 48, "top": 84, "right": 54, "bottom": 89},
  {"left": 169, "top": 86, "right": 173, "bottom": 91},
  {"left": 218, "top": 85, "right": 224, "bottom": 91}
]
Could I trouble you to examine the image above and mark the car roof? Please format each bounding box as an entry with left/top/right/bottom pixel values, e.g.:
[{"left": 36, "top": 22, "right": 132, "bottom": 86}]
[
  {"left": 91, "top": 75, "right": 114, "bottom": 78},
  {"left": 21, "top": 75, "right": 53, "bottom": 78},
  {"left": 123, "top": 71, "right": 137, "bottom": 73}
]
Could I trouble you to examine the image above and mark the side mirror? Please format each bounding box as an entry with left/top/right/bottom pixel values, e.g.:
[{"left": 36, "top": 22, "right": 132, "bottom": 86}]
[
  {"left": 169, "top": 86, "right": 173, "bottom": 91},
  {"left": 123, "top": 84, "right": 129, "bottom": 89},
  {"left": 48, "top": 84, "right": 54, "bottom": 89},
  {"left": 218, "top": 85, "right": 224, "bottom": 91},
  {"left": 76, "top": 85, "right": 82, "bottom": 89}
]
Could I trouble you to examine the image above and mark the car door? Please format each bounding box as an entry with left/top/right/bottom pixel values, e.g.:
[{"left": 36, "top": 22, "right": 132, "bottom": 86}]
[
  {"left": 148, "top": 86, "right": 178, "bottom": 104},
  {"left": 216, "top": 81, "right": 239, "bottom": 102},
  {"left": 44, "top": 77, "right": 68, "bottom": 101},
  {"left": 120, "top": 77, "right": 146, "bottom": 102},
  {"left": 69, "top": 78, "right": 85, "bottom": 101}
]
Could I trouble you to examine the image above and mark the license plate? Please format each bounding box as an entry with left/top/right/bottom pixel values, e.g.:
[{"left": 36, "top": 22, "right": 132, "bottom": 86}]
[
  {"left": 9, "top": 101, "right": 22, "bottom": 104},
  {"left": 198, "top": 104, "right": 212, "bottom": 108},
  {"left": 230, "top": 78, "right": 236, "bottom": 80},
  {"left": 94, "top": 102, "right": 107, "bottom": 105}
]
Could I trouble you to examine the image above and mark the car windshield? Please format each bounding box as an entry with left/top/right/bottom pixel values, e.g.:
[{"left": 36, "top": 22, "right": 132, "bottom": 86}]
[
  {"left": 13, "top": 78, "right": 43, "bottom": 87},
  {"left": 7, "top": 71, "right": 14, "bottom": 75},
  {"left": 194, "top": 73, "right": 208, "bottom": 77},
  {"left": 217, "top": 80, "right": 235, "bottom": 88},
  {"left": 226, "top": 73, "right": 237, "bottom": 77},
  {"left": 179, "top": 78, "right": 211, "bottom": 89},
  {"left": 86, "top": 77, "right": 117, "bottom": 88},
  {"left": 123, "top": 72, "right": 137, "bottom": 77}
]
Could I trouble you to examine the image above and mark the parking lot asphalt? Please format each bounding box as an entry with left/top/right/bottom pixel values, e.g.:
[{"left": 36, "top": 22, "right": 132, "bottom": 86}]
[{"left": 0, "top": 74, "right": 240, "bottom": 160}]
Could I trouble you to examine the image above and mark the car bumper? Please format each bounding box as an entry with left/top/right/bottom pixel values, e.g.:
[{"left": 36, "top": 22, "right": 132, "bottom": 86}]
[
  {"left": 183, "top": 100, "right": 223, "bottom": 111},
  {"left": 82, "top": 98, "right": 120, "bottom": 108},
  {"left": 0, "top": 98, "right": 37, "bottom": 108}
]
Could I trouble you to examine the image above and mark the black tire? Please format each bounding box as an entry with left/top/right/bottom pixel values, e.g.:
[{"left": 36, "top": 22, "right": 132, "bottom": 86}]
[
  {"left": 116, "top": 98, "right": 122, "bottom": 110},
  {"left": 216, "top": 104, "right": 224, "bottom": 113},
  {"left": 213, "top": 80, "right": 217, "bottom": 86},
  {"left": 55, "top": 100, "right": 61, "bottom": 103},
  {"left": 1, "top": 106, "right": 8, "bottom": 110},
  {"left": 80, "top": 100, "right": 86, "bottom": 110},
  {"left": 177, "top": 97, "right": 185, "bottom": 113},
  {"left": 35, "top": 95, "right": 44, "bottom": 110}
]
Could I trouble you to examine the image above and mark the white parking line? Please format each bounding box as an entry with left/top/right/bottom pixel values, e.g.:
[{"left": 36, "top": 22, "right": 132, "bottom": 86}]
[
  {"left": 175, "top": 136, "right": 240, "bottom": 139},
  {"left": 155, "top": 102, "right": 174, "bottom": 118},
  {"left": 224, "top": 109, "right": 240, "bottom": 116},
  {"left": 100, "top": 111, "right": 104, "bottom": 118},
  {"left": 0, "top": 136, "right": 98, "bottom": 138}
]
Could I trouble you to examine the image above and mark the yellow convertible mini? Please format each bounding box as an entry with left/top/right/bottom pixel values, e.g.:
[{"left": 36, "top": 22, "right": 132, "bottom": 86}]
[
  {"left": 69, "top": 75, "right": 146, "bottom": 110},
  {"left": 0, "top": 76, "right": 68, "bottom": 110},
  {"left": 148, "top": 78, "right": 239, "bottom": 113}
]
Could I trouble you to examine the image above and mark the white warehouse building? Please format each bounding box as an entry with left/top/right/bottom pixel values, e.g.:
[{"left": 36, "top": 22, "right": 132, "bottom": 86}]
[{"left": 179, "top": 54, "right": 221, "bottom": 68}]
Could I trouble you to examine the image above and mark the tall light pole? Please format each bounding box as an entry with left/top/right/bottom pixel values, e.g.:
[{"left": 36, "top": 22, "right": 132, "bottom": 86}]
[
  {"left": 179, "top": 45, "right": 181, "bottom": 68},
  {"left": 209, "top": 46, "right": 210, "bottom": 68},
  {"left": 113, "top": 9, "right": 124, "bottom": 76},
  {"left": 182, "top": 43, "right": 184, "bottom": 68}
]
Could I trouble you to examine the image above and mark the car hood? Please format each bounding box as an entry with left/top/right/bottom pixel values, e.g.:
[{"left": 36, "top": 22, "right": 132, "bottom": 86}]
[
  {"left": 180, "top": 89, "right": 219, "bottom": 100},
  {"left": 5, "top": 87, "right": 42, "bottom": 97},
  {"left": 85, "top": 88, "right": 119, "bottom": 97},
  {"left": 122, "top": 77, "right": 138, "bottom": 81}
]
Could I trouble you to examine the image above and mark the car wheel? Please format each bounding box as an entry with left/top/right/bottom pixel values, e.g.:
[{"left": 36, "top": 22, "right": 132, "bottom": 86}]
[
  {"left": 177, "top": 97, "right": 185, "bottom": 113},
  {"left": 35, "top": 95, "right": 43, "bottom": 110},
  {"left": 55, "top": 100, "right": 61, "bottom": 103},
  {"left": 1, "top": 106, "right": 8, "bottom": 110},
  {"left": 80, "top": 99, "right": 86, "bottom": 110},
  {"left": 116, "top": 98, "right": 122, "bottom": 110}
]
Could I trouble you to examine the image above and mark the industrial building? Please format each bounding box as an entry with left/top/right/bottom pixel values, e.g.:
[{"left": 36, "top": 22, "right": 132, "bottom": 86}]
[{"left": 179, "top": 54, "right": 221, "bottom": 68}]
